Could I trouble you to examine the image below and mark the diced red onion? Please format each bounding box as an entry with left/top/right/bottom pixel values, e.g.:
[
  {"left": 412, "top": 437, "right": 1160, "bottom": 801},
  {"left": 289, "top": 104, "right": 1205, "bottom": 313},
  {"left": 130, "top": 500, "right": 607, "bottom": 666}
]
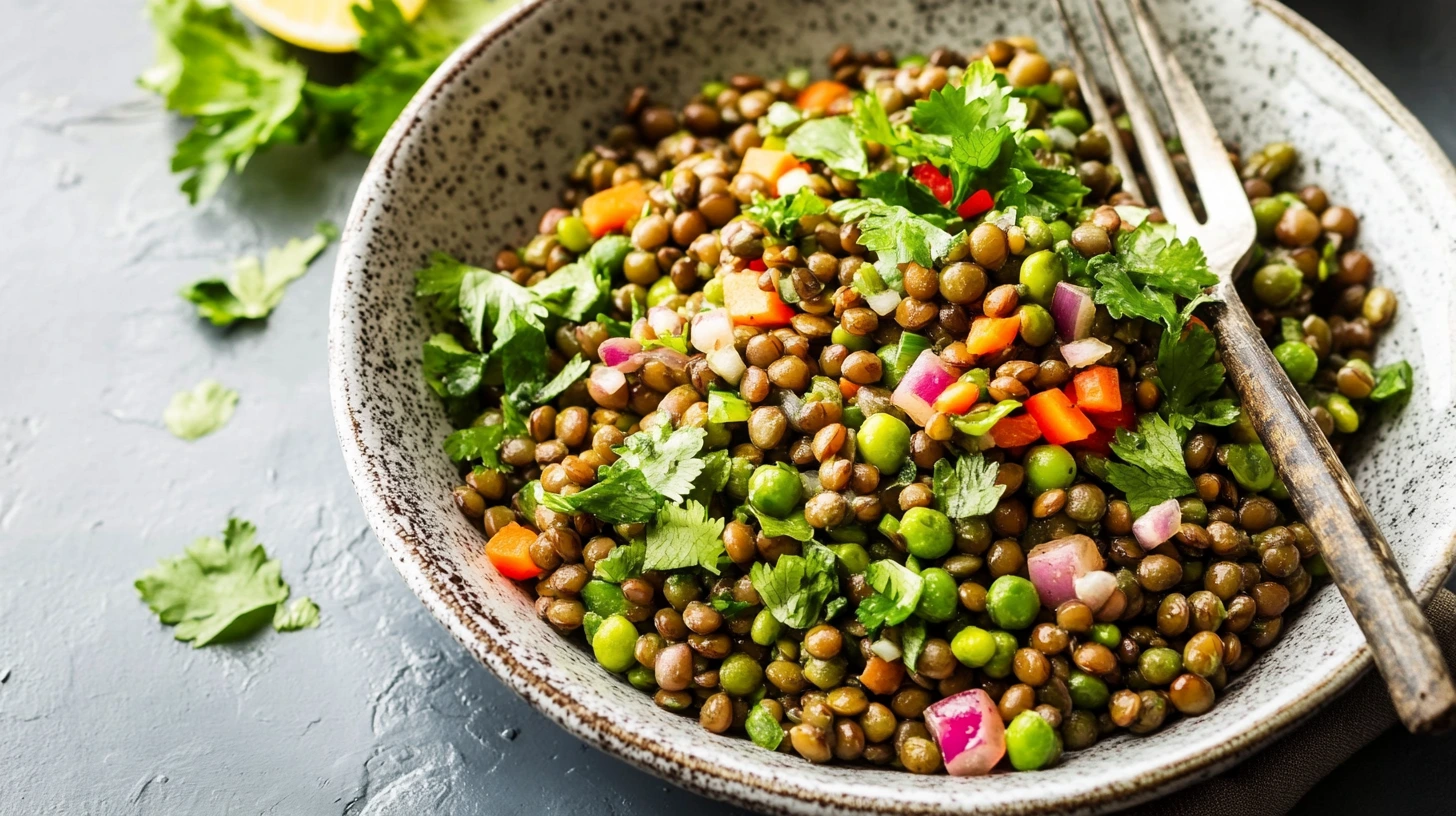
[
  {"left": 892, "top": 350, "right": 960, "bottom": 427},
  {"left": 1133, "top": 498, "right": 1183, "bottom": 549},
  {"left": 707, "top": 345, "right": 746, "bottom": 385},
  {"left": 629, "top": 318, "right": 655, "bottom": 344},
  {"left": 587, "top": 366, "right": 627, "bottom": 405},
  {"left": 691, "top": 308, "right": 734, "bottom": 353},
  {"left": 648, "top": 306, "right": 685, "bottom": 338},
  {"left": 598, "top": 337, "right": 642, "bottom": 368},
  {"left": 1026, "top": 534, "right": 1106, "bottom": 609},
  {"left": 1061, "top": 337, "right": 1112, "bottom": 368},
  {"left": 865, "top": 289, "right": 902, "bottom": 316},
  {"left": 1050, "top": 282, "right": 1096, "bottom": 341},
  {"left": 1074, "top": 570, "right": 1119, "bottom": 612},
  {"left": 925, "top": 689, "right": 1007, "bottom": 777},
  {"left": 869, "top": 639, "right": 902, "bottom": 662}
]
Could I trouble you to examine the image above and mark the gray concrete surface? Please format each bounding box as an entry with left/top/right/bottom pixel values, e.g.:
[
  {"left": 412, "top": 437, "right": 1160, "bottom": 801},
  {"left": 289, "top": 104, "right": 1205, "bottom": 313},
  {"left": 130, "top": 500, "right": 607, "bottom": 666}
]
[{"left": 0, "top": 1, "right": 1450, "bottom": 814}]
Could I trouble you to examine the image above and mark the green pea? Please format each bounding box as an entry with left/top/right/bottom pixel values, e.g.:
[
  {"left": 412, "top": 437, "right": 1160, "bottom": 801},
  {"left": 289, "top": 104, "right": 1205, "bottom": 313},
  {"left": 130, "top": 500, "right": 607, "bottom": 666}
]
[
  {"left": 556, "top": 215, "right": 594, "bottom": 253},
  {"left": 748, "top": 463, "right": 803, "bottom": 518},
  {"left": 1252, "top": 197, "right": 1288, "bottom": 239},
  {"left": 1023, "top": 445, "right": 1076, "bottom": 495},
  {"left": 1022, "top": 128, "right": 1054, "bottom": 152},
  {"left": 1006, "top": 709, "right": 1061, "bottom": 770},
  {"left": 897, "top": 53, "right": 928, "bottom": 68},
  {"left": 751, "top": 609, "right": 782, "bottom": 646},
  {"left": 876, "top": 345, "right": 902, "bottom": 389},
  {"left": 1067, "top": 670, "right": 1110, "bottom": 709},
  {"left": 627, "top": 664, "right": 657, "bottom": 691},
  {"left": 829, "top": 542, "right": 870, "bottom": 574},
  {"left": 1048, "top": 219, "right": 1073, "bottom": 243},
  {"left": 1090, "top": 623, "right": 1121, "bottom": 649},
  {"left": 784, "top": 67, "right": 812, "bottom": 90},
  {"left": 900, "top": 507, "right": 954, "bottom": 559},
  {"left": 1017, "top": 304, "right": 1055, "bottom": 347},
  {"left": 1225, "top": 443, "right": 1275, "bottom": 492},
  {"left": 703, "top": 276, "right": 725, "bottom": 305},
  {"left": 720, "top": 652, "right": 765, "bottom": 696},
  {"left": 701, "top": 80, "right": 728, "bottom": 99},
  {"left": 581, "top": 580, "right": 628, "bottom": 617},
  {"left": 1252, "top": 264, "right": 1303, "bottom": 307},
  {"left": 1327, "top": 393, "right": 1360, "bottom": 433},
  {"left": 1139, "top": 646, "right": 1184, "bottom": 686},
  {"left": 1179, "top": 497, "right": 1209, "bottom": 525},
  {"left": 832, "top": 324, "right": 877, "bottom": 352},
  {"left": 1272, "top": 341, "right": 1318, "bottom": 384},
  {"left": 951, "top": 625, "right": 997, "bottom": 667},
  {"left": 647, "top": 276, "right": 678, "bottom": 307},
  {"left": 916, "top": 568, "right": 959, "bottom": 622},
  {"left": 842, "top": 405, "right": 865, "bottom": 430},
  {"left": 1049, "top": 107, "right": 1090, "bottom": 135},
  {"left": 1019, "top": 250, "right": 1065, "bottom": 305},
  {"left": 983, "top": 630, "right": 1020, "bottom": 678},
  {"left": 593, "top": 615, "right": 639, "bottom": 672},
  {"left": 725, "top": 457, "right": 755, "bottom": 500},
  {"left": 857, "top": 412, "right": 911, "bottom": 474},
  {"left": 987, "top": 575, "right": 1041, "bottom": 630},
  {"left": 1019, "top": 216, "right": 1054, "bottom": 253}
]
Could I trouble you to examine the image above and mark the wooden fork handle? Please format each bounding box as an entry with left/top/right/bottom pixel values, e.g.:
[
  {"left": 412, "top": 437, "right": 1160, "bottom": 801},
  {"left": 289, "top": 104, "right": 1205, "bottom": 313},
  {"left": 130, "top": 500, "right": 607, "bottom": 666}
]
[{"left": 1210, "top": 289, "right": 1456, "bottom": 733}]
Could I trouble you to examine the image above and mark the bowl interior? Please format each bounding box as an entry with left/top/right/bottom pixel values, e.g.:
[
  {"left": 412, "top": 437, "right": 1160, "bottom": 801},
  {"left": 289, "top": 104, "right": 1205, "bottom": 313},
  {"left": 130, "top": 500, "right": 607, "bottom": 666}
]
[{"left": 330, "top": 0, "right": 1456, "bottom": 812}]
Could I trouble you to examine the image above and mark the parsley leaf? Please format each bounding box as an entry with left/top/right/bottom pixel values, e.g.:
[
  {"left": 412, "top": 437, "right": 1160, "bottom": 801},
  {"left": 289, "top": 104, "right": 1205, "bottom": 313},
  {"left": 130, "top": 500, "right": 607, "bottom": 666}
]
[
  {"left": 181, "top": 223, "right": 336, "bottom": 325},
  {"left": 901, "top": 617, "right": 927, "bottom": 671},
  {"left": 1106, "top": 414, "right": 1196, "bottom": 516},
  {"left": 1116, "top": 222, "right": 1218, "bottom": 299},
  {"left": 414, "top": 252, "right": 471, "bottom": 313},
  {"left": 932, "top": 454, "right": 1004, "bottom": 518},
  {"left": 830, "top": 198, "right": 955, "bottom": 280},
  {"left": 784, "top": 116, "right": 868, "bottom": 178},
  {"left": 530, "top": 354, "right": 590, "bottom": 406},
  {"left": 593, "top": 540, "right": 645, "bottom": 583},
  {"left": 616, "top": 424, "right": 707, "bottom": 503},
  {"left": 747, "top": 506, "right": 816, "bottom": 542},
  {"left": 644, "top": 501, "right": 726, "bottom": 574},
  {"left": 273, "top": 597, "right": 320, "bottom": 632},
  {"left": 422, "top": 333, "right": 486, "bottom": 398},
  {"left": 1370, "top": 359, "right": 1414, "bottom": 413},
  {"left": 140, "top": 0, "right": 308, "bottom": 202},
  {"left": 135, "top": 518, "right": 295, "bottom": 647},
  {"left": 1090, "top": 253, "right": 1180, "bottom": 330},
  {"left": 1156, "top": 324, "right": 1239, "bottom": 433},
  {"left": 687, "top": 450, "right": 732, "bottom": 507},
  {"left": 745, "top": 189, "right": 828, "bottom": 241},
  {"left": 855, "top": 171, "right": 959, "bottom": 223},
  {"left": 856, "top": 559, "right": 923, "bottom": 632},
  {"left": 164, "top": 379, "right": 238, "bottom": 441},
  {"left": 711, "top": 597, "right": 754, "bottom": 619},
  {"left": 539, "top": 459, "right": 663, "bottom": 524},
  {"left": 443, "top": 424, "right": 506, "bottom": 470},
  {"left": 750, "top": 542, "right": 840, "bottom": 629}
]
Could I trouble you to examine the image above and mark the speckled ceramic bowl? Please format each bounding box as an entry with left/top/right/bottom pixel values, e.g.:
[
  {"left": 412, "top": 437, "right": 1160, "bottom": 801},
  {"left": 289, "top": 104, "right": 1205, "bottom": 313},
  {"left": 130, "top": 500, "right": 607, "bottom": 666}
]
[{"left": 329, "top": 0, "right": 1456, "bottom": 812}]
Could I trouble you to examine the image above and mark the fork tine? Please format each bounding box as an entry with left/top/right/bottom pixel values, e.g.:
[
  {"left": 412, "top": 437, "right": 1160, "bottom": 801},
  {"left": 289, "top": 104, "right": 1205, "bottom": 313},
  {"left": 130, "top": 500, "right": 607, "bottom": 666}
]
[
  {"left": 1050, "top": 0, "right": 1145, "bottom": 205},
  {"left": 1083, "top": 0, "right": 1198, "bottom": 228},
  {"left": 1124, "top": 0, "right": 1255, "bottom": 267}
]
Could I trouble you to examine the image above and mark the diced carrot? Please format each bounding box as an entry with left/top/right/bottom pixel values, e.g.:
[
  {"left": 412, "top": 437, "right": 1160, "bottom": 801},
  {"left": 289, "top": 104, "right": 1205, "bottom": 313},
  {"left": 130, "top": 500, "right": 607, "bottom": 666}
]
[
  {"left": 840, "top": 378, "right": 861, "bottom": 399},
  {"left": 1024, "top": 389, "right": 1096, "bottom": 445},
  {"left": 581, "top": 180, "right": 647, "bottom": 237},
  {"left": 1084, "top": 398, "right": 1136, "bottom": 431},
  {"left": 485, "top": 522, "right": 542, "bottom": 581},
  {"left": 956, "top": 188, "right": 994, "bottom": 219},
  {"left": 723, "top": 271, "right": 796, "bottom": 327},
  {"left": 1182, "top": 315, "right": 1209, "bottom": 339},
  {"left": 796, "top": 80, "right": 852, "bottom": 112},
  {"left": 748, "top": 258, "right": 767, "bottom": 272},
  {"left": 740, "top": 147, "right": 800, "bottom": 193},
  {"left": 1069, "top": 425, "right": 1117, "bottom": 456},
  {"left": 1073, "top": 366, "right": 1122, "bottom": 414},
  {"left": 858, "top": 655, "right": 906, "bottom": 696},
  {"left": 989, "top": 412, "right": 1043, "bottom": 448},
  {"left": 911, "top": 163, "right": 953, "bottom": 205},
  {"left": 965, "top": 316, "right": 1022, "bottom": 356},
  {"left": 931, "top": 381, "right": 980, "bottom": 415}
]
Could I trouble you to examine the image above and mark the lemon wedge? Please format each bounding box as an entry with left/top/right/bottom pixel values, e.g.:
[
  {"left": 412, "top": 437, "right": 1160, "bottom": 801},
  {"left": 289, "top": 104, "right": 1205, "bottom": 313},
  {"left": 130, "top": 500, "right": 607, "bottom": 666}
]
[{"left": 231, "top": 0, "right": 429, "bottom": 53}]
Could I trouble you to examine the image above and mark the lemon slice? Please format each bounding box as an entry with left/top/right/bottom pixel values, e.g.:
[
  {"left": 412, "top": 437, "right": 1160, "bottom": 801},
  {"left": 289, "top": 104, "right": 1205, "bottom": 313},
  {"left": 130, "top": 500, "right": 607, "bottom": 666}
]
[{"left": 231, "top": 0, "right": 430, "bottom": 53}]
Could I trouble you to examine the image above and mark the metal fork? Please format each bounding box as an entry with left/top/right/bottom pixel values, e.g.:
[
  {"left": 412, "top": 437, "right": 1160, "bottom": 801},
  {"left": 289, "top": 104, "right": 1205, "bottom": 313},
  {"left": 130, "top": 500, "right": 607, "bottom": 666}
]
[{"left": 1053, "top": 0, "right": 1456, "bottom": 733}]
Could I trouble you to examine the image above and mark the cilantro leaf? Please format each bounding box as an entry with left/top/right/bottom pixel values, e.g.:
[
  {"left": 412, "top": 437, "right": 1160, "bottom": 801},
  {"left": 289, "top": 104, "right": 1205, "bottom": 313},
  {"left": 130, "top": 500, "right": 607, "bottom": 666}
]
[
  {"left": 181, "top": 224, "right": 335, "bottom": 325},
  {"left": 748, "top": 506, "right": 815, "bottom": 542},
  {"left": 529, "top": 354, "right": 590, "bottom": 406},
  {"left": 593, "top": 540, "right": 645, "bottom": 583},
  {"left": 1106, "top": 414, "right": 1196, "bottom": 516},
  {"left": 933, "top": 454, "right": 1004, "bottom": 518},
  {"left": 745, "top": 189, "right": 828, "bottom": 241},
  {"left": 164, "top": 379, "right": 238, "bottom": 441},
  {"left": 273, "top": 597, "right": 320, "bottom": 632},
  {"left": 644, "top": 501, "right": 726, "bottom": 574},
  {"left": 530, "top": 264, "right": 606, "bottom": 323},
  {"left": 687, "top": 449, "right": 732, "bottom": 507},
  {"left": 856, "top": 559, "right": 923, "bottom": 632},
  {"left": 135, "top": 518, "right": 292, "bottom": 647},
  {"left": 785, "top": 116, "right": 868, "bottom": 178},
  {"left": 1370, "top": 359, "right": 1414, "bottom": 413},
  {"left": 947, "top": 126, "right": 1014, "bottom": 204},
  {"left": 414, "top": 252, "right": 471, "bottom": 313},
  {"left": 830, "top": 198, "right": 955, "bottom": 280},
  {"left": 140, "top": 0, "right": 308, "bottom": 202},
  {"left": 616, "top": 424, "right": 707, "bottom": 503},
  {"left": 539, "top": 459, "right": 662, "bottom": 524},
  {"left": 1116, "top": 222, "right": 1218, "bottom": 299},
  {"left": 443, "top": 424, "right": 506, "bottom": 470},
  {"left": 1090, "top": 254, "right": 1180, "bottom": 330},
  {"left": 1156, "top": 324, "right": 1239, "bottom": 432},
  {"left": 711, "top": 597, "right": 754, "bottom": 618},
  {"left": 911, "top": 60, "right": 1026, "bottom": 138},
  {"left": 750, "top": 542, "right": 840, "bottom": 629},
  {"left": 901, "top": 617, "right": 927, "bottom": 671},
  {"left": 422, "top": 333, "right": 486, "bottom": 398},
  {"left": 855, "top": 171, "right": 958, "bottom": 223}
]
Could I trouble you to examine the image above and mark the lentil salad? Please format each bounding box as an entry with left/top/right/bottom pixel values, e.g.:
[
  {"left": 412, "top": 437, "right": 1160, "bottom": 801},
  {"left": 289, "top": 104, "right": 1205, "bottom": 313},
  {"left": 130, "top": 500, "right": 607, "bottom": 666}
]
[{"left": 413, "top": 38, "right": 1414, "bottom": 776}]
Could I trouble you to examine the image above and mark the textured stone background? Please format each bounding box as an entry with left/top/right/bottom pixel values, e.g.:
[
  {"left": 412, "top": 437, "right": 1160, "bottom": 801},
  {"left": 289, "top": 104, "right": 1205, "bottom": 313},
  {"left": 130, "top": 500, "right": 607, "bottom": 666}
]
[{"left": 0, "top": 1, "right": 1451, "bottom": 813}]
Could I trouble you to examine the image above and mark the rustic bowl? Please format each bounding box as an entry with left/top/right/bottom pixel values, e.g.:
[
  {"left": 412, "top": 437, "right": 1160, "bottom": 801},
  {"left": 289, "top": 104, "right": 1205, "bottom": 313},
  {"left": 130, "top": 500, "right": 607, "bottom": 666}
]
[{"left": 329, "top": 0, "right": 1456, "bottom": 812}]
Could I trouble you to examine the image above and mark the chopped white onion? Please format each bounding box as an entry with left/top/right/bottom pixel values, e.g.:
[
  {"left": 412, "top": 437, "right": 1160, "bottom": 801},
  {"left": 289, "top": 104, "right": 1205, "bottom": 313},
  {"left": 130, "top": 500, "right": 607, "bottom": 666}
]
[
  {"left": 1061, "top": 337, "right": 1112, "bottom": 368},
  {"left": 865, "top": 289, "right": 902, "bottom": 316},
  {"left": 707, "top": 345, "right": 746, "bottom": 385},
  {"left": 869, "top": 639, "right": 902, "bottom": 662}
]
